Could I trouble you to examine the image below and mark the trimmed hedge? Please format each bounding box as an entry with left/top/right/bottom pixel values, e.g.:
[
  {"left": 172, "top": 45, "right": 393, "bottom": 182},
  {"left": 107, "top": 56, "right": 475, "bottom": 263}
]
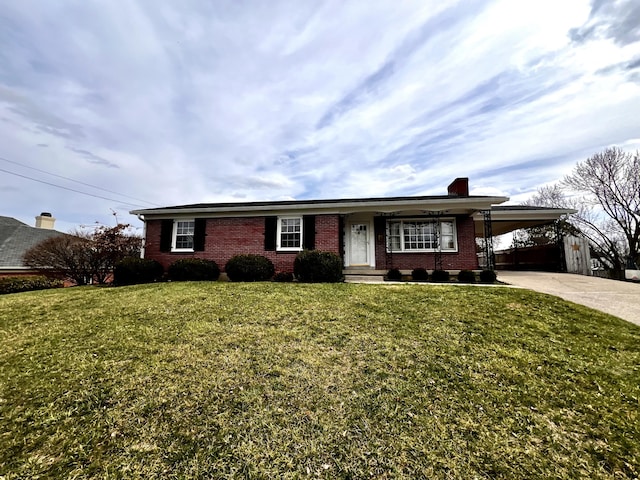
[
  {"left": 411, "top": 268, "right": 428, "bottom": 281},
  {"left": 386, "top": 268, "right": 402, "bottom": 281},
  {"left": 114, "top": 257, "right": 164, "bottom": 285},
  {"left": 431, "top": 270, "right": 450, "bottom": 282},
  {"left": 457, "top": 270, "right": 476, "bottom": 283},
  {"left": 0, "top": 276, "right": 63, "bottom": 295},
  {"left": 168, "top": 258, "right": 220, "bottom": 281},
  {"left": 225, "top": 254, "right": 275, "bottom": 282},
  {"left": 294, "top": 250, "right": 343, "bottom": 283},
  {"left": 480, "top": 269, "right": 497, "bottom": 283}
]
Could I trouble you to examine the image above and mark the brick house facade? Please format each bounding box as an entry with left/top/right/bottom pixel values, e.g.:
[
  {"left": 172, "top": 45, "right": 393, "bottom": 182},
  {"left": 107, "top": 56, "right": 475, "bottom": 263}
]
[
  {"left": 144, "top": 215, "right": 342, "bottom": 272},
  {"left": 132, "top": 178, "right": 527, "bottom": 274}
]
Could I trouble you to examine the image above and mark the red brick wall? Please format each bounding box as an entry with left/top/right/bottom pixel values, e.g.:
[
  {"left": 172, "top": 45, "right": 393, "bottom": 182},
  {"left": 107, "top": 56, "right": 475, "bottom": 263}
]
[
  {"left": 373, "top": 215, "right": 479, "bottom": 271},
  {"left": 144, "top": 215, "right": 341, "bottom": 273}
]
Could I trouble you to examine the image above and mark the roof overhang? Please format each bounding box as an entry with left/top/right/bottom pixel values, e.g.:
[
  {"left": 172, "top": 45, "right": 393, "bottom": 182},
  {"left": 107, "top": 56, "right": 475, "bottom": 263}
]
[
  {"left": 131, "top": 196, "right": 510, "bottom": 219},
  {"left": 474, "top": 207, "right": 576, "bottom": 237}
]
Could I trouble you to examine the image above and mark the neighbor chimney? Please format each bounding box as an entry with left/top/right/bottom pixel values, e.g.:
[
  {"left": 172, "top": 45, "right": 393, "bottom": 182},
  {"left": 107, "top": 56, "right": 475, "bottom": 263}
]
[
  {"left": 35, "top": 212, "right": 56, "bottom": 229},
  {"left": 447, "top": 177, "right": 469, "bottom": 196}
]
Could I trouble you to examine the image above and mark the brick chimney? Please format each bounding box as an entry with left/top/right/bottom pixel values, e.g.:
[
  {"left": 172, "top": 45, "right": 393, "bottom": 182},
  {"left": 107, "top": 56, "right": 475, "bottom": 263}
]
[
  {"left": 447, "top": 178, "right": 469, "bottom": 197},
  {"left": 35, "top": 212, "right": 56, "bottom": 229}
]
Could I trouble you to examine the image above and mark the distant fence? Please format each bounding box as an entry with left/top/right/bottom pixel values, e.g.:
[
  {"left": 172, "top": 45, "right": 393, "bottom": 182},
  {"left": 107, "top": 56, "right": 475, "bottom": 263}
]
[
  {"left": 563, "top": 236, "right": 591, "bottom": 276},
  {"left": 493, "top": 236, "right": 595, "bottom": 275}
]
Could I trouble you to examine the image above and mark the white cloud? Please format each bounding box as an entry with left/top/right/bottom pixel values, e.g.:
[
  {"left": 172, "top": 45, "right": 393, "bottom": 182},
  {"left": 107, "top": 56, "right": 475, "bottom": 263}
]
[{"left": 0, "top": 0, "right": 639, "bottom": 230}]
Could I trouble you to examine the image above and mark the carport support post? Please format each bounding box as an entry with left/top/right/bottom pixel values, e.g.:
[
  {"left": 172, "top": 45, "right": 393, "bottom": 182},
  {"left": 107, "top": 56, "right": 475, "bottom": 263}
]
[{"left": 482, "top": 210, "right": 495, "bottom": 270}]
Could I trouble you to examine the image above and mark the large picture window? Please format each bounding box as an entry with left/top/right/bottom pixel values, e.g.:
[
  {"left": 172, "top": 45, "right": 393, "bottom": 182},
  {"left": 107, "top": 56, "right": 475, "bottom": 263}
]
[
  {"left": 386, "top": 219, "right": 457, "bottom": 252},
  {"left": 172, "top": 219, "right": 195, "bottom": 251},
  {"left": 277, "top": 216, "right": 302, "bottom": 251}
]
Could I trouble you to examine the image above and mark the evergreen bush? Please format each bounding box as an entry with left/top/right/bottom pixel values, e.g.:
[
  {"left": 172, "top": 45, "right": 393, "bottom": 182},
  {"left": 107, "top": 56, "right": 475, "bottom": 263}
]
[
  {"left": 411, "top": 267, "right": 429, "bottom": 281},
  {"left": 480, "top": 269, "right": 498, "bottom": 283},
  {"left": 0, "top": 276, "right": 63, "bottom": 295},
  {"left": 168, "top": 258, "right": 220, "bottom": 281},
  {"left": 293, "top": 250, "right": 343, "bottom": 283},
  {"left": 386, "top": 268, "right": 402, "bottom": 281},
  {"left": 225, "top": 254, "right": 275, "bottom": 282},
  {"left": 457, "top": 270, "right": 476, "bottom": 283},
  {"left": 431, "top": 269, "right": 450, "bottom": 282},
  {"left": 114, "top": 257, "right": 164, "bottom": 285}
]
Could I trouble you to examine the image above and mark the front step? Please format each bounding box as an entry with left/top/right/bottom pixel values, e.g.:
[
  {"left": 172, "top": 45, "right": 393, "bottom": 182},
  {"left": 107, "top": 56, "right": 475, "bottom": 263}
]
[
  {"left": 344, "top": 274, "right": 385, "bottom": 283},
  {"left": 343, "top": 268, "right": 387, "bottom": 275},
  {"left": 343, "top": 268, "right": 386, "bottom": 283}
]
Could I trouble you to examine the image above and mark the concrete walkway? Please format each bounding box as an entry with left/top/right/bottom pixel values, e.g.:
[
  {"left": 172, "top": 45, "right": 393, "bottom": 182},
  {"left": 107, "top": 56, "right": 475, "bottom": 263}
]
[{"left": 497, "top": 271, "right": 640, "bottom": 326}]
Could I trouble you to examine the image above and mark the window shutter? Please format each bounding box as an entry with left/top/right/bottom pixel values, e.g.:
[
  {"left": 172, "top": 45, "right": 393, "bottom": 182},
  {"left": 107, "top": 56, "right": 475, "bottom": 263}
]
[
  {"left": 194, "top": 218, "right": 206, "bottom": 251},
  {"left": 303, "top": 215, "right": 316, "bottom": 250},
  {"left": 160, "top": 219, "right": 173, "bottom": 252},
  {"left": 264, "top": 217, "right": 277, "bottom": 251}
]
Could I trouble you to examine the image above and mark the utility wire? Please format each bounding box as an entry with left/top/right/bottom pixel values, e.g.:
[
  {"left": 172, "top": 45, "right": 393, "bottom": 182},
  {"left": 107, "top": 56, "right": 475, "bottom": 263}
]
[
  {"left": 0, "top": 167, "right": 149, "bottom": 209},
  {"left": 0, "top": 155, "right": 161, "bottom": 207}
]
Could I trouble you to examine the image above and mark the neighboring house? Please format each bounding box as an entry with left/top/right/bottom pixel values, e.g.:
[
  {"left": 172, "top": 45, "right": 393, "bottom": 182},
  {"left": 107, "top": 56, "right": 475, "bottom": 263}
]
[
  {"left": 131, "top": 178, "right": 573, "bottom": 276},
  {"left": 0, "top": 213, "right": 64, "bottom": 277}
]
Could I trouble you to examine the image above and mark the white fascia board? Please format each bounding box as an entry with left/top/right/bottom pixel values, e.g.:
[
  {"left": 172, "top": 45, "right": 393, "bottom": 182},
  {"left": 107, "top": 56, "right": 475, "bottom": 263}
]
[
  {"left": 481, "top": 208, "right": 576, "bottom": 222},
  {"left": 131, "top": 196, "right": 509, "bottom": 220}
]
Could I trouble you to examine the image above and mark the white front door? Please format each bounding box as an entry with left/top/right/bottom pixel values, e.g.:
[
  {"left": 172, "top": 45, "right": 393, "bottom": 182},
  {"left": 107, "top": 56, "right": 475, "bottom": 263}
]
[{"left": 349, "top": 223, "right": 370, "bottom": 266}]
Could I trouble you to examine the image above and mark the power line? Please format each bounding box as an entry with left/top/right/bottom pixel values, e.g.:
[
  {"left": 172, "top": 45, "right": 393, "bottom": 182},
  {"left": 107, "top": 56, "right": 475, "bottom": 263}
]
[
  {"left": 0, "top": 167, "right": 149, "bottom": 209},
  {"left": 0, "top": 155, "right": 161, "bottom": 207}
]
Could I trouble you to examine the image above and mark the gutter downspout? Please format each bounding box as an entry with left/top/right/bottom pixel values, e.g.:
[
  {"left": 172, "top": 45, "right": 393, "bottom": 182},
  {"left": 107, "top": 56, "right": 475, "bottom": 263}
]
[{"left": 137, "top": 214, "right": 146, "bottom": 258}]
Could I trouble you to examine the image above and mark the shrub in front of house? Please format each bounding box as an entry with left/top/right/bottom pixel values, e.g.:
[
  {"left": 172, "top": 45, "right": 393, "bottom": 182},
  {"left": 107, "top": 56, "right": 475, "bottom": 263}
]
[
  {"left": 457, "top": 270, "right": 476, "bottom": 283},
  {"left": 225, "top": 254, "right": 275, "bottom": 282},
  {"left": 168, "top": 258, "right": 220, "bottom": 281},
  {"left": 273, "top": 271, "right": 294, "bottom": 282},
  {"left": 294, "top": 250, "right": 343, "bottom": 283},
  {"left": 411, "top": 267, "right": 429, "bottom": 281},
  {"left": 113, "top": 257, "right": 164, "bottom": 285},
  {"left": 480, "top": 269, "right": 497, "bottom": 283},
  {"left": 431, "top": 269, "right": 450, "bottom": 282},
  {"left": 386, "top": 268, "right": 402, "bottom": 281},
  {"left": 0, "top": 276, "right": 63, "bottom": 295}
]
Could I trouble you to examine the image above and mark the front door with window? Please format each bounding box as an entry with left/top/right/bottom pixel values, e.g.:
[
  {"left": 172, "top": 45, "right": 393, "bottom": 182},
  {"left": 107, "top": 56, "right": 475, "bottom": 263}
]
[{"left": 348, "top": 223, "right": 370, "bottom": 266}]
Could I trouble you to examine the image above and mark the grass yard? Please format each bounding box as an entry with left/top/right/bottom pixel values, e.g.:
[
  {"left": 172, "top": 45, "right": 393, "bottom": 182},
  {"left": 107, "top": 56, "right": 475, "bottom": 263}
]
[{"left": 1, "top": 282, "right": 639, "bottom": 479}]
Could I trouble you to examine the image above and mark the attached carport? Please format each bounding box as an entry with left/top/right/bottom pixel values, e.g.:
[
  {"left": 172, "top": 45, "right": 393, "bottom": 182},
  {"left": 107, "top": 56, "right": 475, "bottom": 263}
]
[{"left": 473, "top": 206, "right": 576, "bottom": 270}]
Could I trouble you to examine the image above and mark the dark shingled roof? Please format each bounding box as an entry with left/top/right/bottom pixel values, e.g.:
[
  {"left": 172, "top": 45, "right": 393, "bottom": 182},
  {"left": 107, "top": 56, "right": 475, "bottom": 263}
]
[
  {"left": 0, "top": 216, "right": 65, "bottom": 269},
  {"left": 135, "top": 194, "right": 492, "bottom": 212}
]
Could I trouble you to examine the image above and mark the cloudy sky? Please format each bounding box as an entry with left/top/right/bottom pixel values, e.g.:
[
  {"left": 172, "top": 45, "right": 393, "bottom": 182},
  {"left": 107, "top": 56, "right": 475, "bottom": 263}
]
[{"left": 1, "top": 0, "right": 640, "bottom": 232}]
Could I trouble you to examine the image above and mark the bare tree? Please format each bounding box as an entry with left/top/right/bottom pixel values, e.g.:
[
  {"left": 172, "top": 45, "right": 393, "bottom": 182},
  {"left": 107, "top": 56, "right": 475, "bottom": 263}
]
[
  {"left": 513, "top": 185, "right": 579, "bottom": 248},
  {"left": 91, "top": 224, "right": 142, "bottom": 283},
  {"left": 23, "top": 224, "right": 142, "bottom": 285},
  {"left": 520, "top": 148, "right": 639, "bottom": 277},
  {"left": 23, "top": 234, "right": 94, "bottom": 285},
  {"left": 562, "top": 147, "right": 640, "bottom": 278}
]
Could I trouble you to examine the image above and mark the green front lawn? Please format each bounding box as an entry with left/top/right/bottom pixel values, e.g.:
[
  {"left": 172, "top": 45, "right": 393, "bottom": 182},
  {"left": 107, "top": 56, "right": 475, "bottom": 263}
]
[{"left": 1, "top": 283, "right": 638, "bottom": 479}]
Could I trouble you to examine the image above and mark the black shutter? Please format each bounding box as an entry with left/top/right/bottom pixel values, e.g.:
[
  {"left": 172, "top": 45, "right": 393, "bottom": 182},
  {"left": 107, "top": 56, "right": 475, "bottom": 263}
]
[
  {"left": 160, "top": 219, "right": 173, "bottom": 252},
  {"left": 303, "top": 215, "right": 316, "bottom": 250},
  {"left": 194, "top": 218, "right": 206, "bottom": 251},
  {"left": 264, "top": 217, "right": 277, "bottom": 251}
]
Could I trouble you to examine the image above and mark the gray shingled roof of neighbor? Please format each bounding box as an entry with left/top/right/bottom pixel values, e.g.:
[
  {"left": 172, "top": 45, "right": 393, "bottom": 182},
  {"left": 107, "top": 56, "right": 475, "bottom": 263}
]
[{"left": 0, "top": 216, "right": 66, "bottom": 269}]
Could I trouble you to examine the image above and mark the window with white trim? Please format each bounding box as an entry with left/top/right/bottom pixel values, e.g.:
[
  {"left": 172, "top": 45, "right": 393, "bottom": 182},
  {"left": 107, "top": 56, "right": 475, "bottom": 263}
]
[
  {"left": 386, "top": 219, "right": 457, "bottom": 252},
  {"left": 277, "top": 216, "right": 302, "bottom": 251},
  {"left": 172, "top": 219, "right": 195, "bottom": 251}
]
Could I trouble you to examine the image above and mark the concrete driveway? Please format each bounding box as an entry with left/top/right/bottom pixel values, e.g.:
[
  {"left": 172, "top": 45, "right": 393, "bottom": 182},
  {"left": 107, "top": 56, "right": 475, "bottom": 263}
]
[{"left": 497, "top": 271, "right": 640, "bottom": 326}]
